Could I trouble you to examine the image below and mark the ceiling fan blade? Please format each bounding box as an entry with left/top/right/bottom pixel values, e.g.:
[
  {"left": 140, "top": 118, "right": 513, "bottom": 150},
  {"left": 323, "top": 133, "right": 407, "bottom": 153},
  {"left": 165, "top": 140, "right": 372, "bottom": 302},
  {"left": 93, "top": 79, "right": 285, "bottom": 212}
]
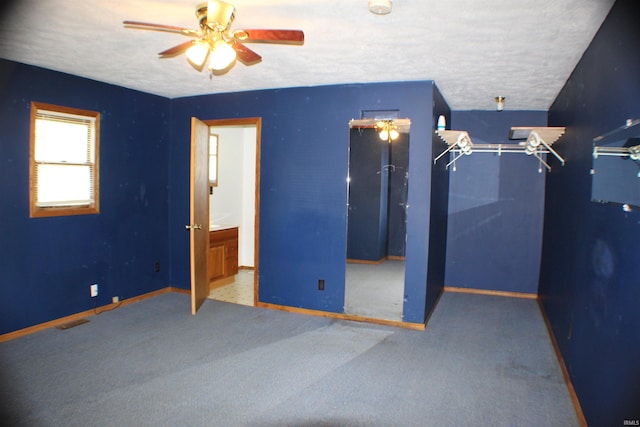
[
  {"left": 158, "top": 40, "right": 196, "bottom": 58},
  {"left": 123, "top": 21, "right": 200, "bottom": 37},
  {"left": 232, "top": 29, "right": 304, "bottom": 45},
  {"left": 233, "top": 43, "right": 262, "bottom": 66}
]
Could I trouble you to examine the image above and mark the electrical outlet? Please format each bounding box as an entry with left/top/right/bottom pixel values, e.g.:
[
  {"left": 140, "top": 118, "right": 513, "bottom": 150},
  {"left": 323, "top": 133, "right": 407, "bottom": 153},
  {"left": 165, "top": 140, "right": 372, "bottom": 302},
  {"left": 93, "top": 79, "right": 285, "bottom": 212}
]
[
  {"left": 318, "top": 279, "right": 325, "bottom": 291},
  {"left": 112, "top": 296, "right": 120, "bottom": 303},
  {"left": 90, "top": 284, "right": 98, "bottom": 297},
  {"left": 154, "top": 262, "right": 160, "bottom": 272}
]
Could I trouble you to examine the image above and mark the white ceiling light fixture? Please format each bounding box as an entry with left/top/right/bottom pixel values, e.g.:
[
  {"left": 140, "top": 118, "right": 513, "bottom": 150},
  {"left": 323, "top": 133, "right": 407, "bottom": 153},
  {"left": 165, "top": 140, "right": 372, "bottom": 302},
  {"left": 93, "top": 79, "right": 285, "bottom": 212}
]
[{"left": 369, "top": 0, "right": 392, "bottom": 15}]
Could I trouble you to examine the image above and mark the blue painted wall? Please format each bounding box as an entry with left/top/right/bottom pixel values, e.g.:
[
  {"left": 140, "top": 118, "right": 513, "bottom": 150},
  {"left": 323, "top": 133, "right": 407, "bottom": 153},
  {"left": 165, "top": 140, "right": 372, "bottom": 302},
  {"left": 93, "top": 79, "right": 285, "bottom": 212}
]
[
  {"left": 0, "top": 65, "right": 446, "bottom": 333},
  {"left": 169, "top": 82, "right": 445, "bottom": 323},
  {"left": 444, "top": 110, "right": 547, "bottom": 293},
  {"left": 540, "top": 0, "right": 640, "bottom": 424},
  {"left": 0, "top": 60, "right": 171, "bottom": 335}
]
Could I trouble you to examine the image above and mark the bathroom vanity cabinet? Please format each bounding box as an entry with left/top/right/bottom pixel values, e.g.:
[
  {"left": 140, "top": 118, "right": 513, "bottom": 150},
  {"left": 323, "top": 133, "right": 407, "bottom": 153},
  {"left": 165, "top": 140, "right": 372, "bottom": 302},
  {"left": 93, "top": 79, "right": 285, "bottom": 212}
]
[{"left": 209, "top": 226, "right": 238, "bottom": 289}]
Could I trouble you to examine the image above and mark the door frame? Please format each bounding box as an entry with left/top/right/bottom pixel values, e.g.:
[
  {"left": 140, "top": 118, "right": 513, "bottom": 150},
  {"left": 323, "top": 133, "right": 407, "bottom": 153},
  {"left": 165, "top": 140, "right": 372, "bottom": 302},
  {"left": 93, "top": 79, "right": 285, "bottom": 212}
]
[{"left": 203, "top": 117, "right": 261, "bottom": 305}]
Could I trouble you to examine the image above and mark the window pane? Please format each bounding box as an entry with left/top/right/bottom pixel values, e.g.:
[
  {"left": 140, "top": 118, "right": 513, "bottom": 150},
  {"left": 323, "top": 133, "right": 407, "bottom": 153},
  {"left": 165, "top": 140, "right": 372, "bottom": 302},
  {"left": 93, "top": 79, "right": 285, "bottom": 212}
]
[
  {"left": 210, "top": 134, "right": 218, "bottom": 155},
  {"left": 36, "top": 164, "right": 92, "bottom": 206},
  {"left": 209, "top": 158, "right": 217, "bottom": 183},
  {"left": 209, "top": 133, "right": 218, "bottom": 184},
  {"left": 35, "top": 119, "right": 91, "bottom": 163}
]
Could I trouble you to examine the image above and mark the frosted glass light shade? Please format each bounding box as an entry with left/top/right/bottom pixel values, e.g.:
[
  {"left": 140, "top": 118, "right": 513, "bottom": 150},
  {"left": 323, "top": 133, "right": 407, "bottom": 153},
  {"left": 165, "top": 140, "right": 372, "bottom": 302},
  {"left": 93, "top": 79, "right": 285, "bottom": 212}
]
[
  {"left": 209, "top": 41, "right": 237, "bottom": 70},
  {"left": 186, "top": 42, "right": 209, "bottom": 67},
  {"left": 369, "top": 0, "right": 392, "bottom": 14}
]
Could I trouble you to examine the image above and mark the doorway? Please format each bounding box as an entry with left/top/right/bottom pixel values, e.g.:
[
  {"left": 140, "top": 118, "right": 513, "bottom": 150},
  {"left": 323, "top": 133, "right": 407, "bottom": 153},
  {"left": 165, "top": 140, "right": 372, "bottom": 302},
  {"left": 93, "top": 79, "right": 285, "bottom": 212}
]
[
  {"left": 190, "top": 117, "right": 261, "bottom": 313},
  {"left": 207, "top": 118, "right": 261, "bottom": 306}
]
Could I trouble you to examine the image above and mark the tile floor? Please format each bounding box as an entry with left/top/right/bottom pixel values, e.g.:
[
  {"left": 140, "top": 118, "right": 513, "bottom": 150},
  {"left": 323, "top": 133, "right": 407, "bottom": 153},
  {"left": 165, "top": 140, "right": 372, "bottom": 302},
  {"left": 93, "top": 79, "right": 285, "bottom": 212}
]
[{"left": 209, "top": 269, "right": 254, "bottom": 306}]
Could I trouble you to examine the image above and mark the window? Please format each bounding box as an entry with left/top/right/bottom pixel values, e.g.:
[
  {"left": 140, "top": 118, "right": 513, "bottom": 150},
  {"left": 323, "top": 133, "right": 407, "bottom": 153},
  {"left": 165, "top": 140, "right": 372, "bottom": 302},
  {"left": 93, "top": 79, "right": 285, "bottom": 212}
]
[
  {"left": 30, "top": 102, "right": 100, "bottom": 217},
  {"left": 209, "top": 132, "right": 219, "bottom": 187}
]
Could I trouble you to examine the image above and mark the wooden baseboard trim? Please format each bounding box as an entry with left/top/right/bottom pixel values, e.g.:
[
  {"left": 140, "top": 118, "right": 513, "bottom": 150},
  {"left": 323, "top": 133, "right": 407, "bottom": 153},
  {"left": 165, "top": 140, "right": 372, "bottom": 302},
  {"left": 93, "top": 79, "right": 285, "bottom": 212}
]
[
  {"left": 169, "top": 286, "right": 191, "bottom": 295},
  {"left": 537, "top": 299, "right": 588, "bottom": 426},
  {"left": 255, "top": 301, "right": 426, "bottom": 331},
  {"left": 0, "top": 287, "right": 184, "bottom": 343},
  {"left": 346, "top": 258, "right": 385, "bottom": 265},
  {"left": 347, "top": 256, "right": 406, "bottom": 265},
  {"left": 444, "top": 286, "right": 538, "bottom": 300}
]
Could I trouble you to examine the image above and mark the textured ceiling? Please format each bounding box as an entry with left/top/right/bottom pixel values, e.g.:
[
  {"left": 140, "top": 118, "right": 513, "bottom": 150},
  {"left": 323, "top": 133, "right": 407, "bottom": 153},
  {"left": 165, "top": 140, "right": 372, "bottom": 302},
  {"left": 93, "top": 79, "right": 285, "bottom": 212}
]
[{"left": 0, "top": 0, "right": 615, "bottom": 110}]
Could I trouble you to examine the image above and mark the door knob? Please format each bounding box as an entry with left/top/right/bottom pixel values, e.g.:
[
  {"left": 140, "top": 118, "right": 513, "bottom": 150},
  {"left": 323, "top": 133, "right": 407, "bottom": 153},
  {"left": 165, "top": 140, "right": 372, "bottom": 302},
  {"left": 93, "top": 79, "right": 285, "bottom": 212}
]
[{"left": 185, "top": 224, "right": 202, "bottom": 230}]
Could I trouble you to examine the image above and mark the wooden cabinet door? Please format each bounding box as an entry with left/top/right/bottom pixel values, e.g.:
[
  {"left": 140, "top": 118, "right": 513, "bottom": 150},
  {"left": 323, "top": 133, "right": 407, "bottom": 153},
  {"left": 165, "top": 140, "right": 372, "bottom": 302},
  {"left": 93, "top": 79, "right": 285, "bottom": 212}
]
[
  {"left": 209, "top": 244, "right": 225, "bottom": 281},
  {"left": 225, "top": 239, "right": 239, "bottom": 276}
]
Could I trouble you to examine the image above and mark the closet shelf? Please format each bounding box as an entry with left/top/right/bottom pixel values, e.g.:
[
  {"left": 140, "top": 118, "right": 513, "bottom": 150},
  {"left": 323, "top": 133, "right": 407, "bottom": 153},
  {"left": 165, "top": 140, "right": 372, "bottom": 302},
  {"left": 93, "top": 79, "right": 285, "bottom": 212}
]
[{"left": 434, "top": 127, "right": 566, "bottom": 172}]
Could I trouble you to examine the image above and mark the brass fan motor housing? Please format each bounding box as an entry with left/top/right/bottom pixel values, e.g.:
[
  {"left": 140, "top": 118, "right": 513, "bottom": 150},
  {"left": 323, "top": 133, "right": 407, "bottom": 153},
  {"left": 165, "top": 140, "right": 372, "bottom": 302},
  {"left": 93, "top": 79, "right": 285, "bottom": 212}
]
[{"left": 196, "top": 1, "right": 236, "bottom": 31}]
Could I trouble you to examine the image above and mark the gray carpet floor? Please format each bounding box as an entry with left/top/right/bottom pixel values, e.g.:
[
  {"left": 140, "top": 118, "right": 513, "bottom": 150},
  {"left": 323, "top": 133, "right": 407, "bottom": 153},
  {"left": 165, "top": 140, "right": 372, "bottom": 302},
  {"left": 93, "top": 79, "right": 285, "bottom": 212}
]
[
  {"left": 344, "top": 260, "right": 405, "bottom": 321},
  {"left": 0, "top": 291, "right": 580, "bottom": 426}
]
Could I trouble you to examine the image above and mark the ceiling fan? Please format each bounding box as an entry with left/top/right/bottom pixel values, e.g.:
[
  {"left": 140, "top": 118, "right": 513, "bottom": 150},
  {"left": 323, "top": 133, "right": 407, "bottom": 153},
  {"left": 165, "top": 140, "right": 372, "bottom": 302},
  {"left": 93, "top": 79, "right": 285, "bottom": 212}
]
[{"left": 123, "top": 0, "right": 304, "bottom": 75}]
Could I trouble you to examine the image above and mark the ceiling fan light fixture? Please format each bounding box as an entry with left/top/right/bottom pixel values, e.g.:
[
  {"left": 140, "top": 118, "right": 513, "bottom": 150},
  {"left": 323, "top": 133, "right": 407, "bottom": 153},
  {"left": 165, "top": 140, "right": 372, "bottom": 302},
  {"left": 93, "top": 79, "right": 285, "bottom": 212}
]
[
  {"left": 369, "top": 0, "right": 392, "bottom": 15},
  {"left": 375, "top": 120, "right": 399, "bottom": 142},
  {"left": 124, "top": 1, "right": 304, "bottom": 75},
  {"left": 208, "top": 40, "right": 237, "bottom": 70}
]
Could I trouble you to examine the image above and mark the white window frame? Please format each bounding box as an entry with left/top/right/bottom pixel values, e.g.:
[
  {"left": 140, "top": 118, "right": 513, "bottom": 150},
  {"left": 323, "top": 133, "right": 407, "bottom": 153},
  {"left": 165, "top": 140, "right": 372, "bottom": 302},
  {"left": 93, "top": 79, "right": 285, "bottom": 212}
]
[{"left": 30, "top": 102, "right": 100, "bottom": 218}]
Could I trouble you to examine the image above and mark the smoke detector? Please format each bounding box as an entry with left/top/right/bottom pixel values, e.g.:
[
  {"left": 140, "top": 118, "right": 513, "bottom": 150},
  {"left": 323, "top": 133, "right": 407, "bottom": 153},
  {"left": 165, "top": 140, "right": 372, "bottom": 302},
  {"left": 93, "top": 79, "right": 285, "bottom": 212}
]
[{"left": 369, "top": 0, "right": 392, "bottom": 15}]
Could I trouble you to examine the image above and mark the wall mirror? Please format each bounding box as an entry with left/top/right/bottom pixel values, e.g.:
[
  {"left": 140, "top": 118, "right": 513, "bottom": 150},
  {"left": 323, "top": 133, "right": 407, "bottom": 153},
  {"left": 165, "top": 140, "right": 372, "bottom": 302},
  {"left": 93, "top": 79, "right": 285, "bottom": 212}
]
[
  {"left": 591, "top": 118, "right": 640, "bottom": 208},
  {"left": 345, "top": 117, "right": 410, "bottom": 321}
]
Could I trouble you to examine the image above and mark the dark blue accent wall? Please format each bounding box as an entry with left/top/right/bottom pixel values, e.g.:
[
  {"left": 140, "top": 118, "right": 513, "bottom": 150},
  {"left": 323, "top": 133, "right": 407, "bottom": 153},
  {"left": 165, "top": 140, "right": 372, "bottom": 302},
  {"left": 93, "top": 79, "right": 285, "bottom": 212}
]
[
  {"left": 169, "top": 82, "right": 445, "bottom": 323},
  {"left": 444, "top": 111, "right": 547, "bottom": 293},
  {"left": 0, "top": 60, "right": 171, "bottom": 335},
  {"left": 541, "top": 0, "right": 640, "bottom": 424}
]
